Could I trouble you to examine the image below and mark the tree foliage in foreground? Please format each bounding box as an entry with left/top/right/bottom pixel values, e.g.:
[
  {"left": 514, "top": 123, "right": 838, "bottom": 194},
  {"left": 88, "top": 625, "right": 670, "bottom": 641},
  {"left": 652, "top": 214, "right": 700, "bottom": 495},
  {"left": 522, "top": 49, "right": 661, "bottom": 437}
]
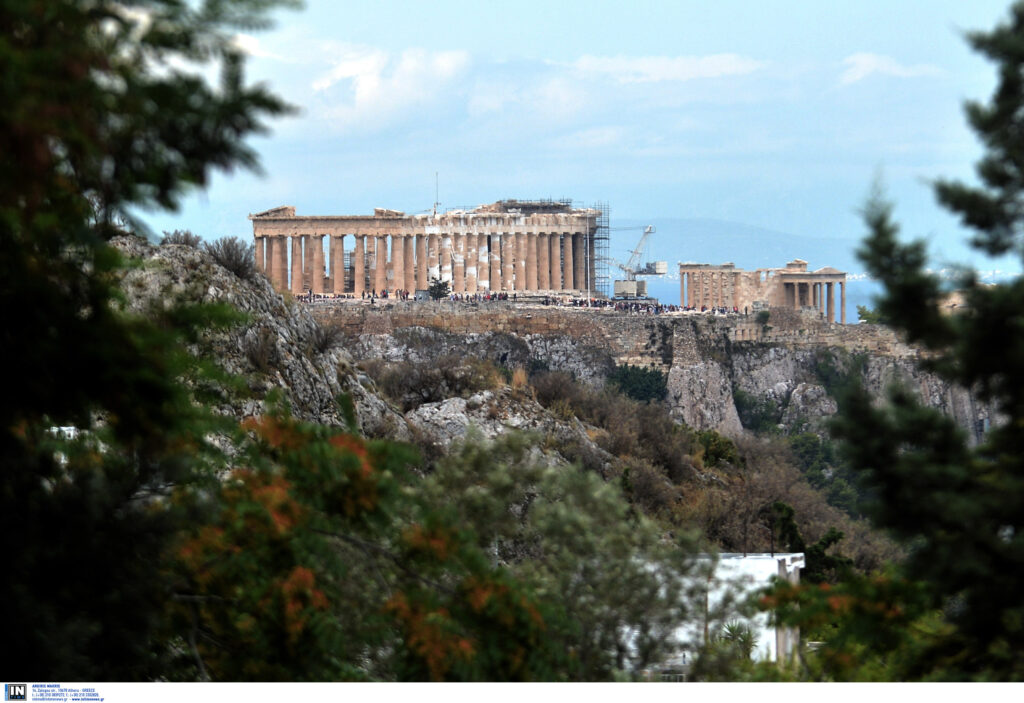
[
  {"left": 769, "top": 2, "right": 1024, "bottom": 681},
  {"left": 0, "top": 0, "right": 292, "bottom": 679}
]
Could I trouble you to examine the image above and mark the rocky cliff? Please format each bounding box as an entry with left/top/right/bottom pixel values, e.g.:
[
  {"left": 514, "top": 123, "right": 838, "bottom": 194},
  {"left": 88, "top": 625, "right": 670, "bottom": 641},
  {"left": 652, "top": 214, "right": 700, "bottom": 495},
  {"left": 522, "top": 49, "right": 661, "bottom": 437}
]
[
  {"left": 313, "top": 302, "right": 995, "bottom": 444},
  {"left": 111, "top": 236, "right": 407, "bottom": 439}
]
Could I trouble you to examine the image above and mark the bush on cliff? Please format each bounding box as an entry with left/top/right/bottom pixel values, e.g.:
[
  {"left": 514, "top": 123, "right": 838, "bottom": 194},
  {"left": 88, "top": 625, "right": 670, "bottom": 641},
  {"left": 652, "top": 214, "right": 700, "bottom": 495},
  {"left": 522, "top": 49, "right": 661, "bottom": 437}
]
[{"left": 607, "top": 363, "right": 668, "bottom": 403}]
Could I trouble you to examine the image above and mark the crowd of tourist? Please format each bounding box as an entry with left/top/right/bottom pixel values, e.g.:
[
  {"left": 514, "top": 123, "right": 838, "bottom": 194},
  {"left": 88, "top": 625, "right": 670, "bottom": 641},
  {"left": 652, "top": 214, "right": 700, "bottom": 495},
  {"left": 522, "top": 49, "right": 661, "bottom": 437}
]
[{"left": 297, "top": 288, "right": 749, "bottom": 317}]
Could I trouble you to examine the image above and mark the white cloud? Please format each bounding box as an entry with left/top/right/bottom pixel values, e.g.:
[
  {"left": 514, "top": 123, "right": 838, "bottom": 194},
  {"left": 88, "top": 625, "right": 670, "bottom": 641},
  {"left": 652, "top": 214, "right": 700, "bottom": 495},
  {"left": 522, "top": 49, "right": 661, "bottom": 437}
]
[
  {"left": 309, "top": 45, "right": 470, "bottom": 130},
  {"left": 839, "top": 53, "right": 942, "bottom": 85},
  {"left": 569, "top": 53, "right": 765, "bottom": 83}
]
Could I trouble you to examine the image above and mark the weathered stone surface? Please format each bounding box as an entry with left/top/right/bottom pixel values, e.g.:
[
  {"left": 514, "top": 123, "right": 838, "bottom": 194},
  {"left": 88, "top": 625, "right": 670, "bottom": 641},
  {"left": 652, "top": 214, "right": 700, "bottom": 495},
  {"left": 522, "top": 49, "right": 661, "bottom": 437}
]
[
  {"left": 406, "top": 388, "right": 615, "bottom": 473},
  {"left": 111, "top": 236, "right": 408, "bottom": 439},
  {"left": 667, "top": 361, "right": 744, "bottom": 436},
  {"left": 315, "top": 304, "right": 996, "bottom": 442}
]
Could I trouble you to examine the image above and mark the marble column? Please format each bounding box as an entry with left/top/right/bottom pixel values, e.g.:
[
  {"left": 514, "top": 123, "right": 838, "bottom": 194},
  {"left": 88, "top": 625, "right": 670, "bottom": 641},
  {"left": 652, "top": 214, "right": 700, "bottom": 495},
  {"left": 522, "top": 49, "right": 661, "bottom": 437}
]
[
  {"left": 265, "top": 237, "right": 277, "bottom": 288},
  {"left": 255, "top": 237, "right": 265, "bottom": 274},
  {"left": 477, "top": 233, "right": 489, "bottom": 292},
  {"left": 290, "top": 236, "right": 303, "bottom": 295},
  {"left": 404, "top": 236, "right": 415, "bottom": 293},
  {"left": 573, "top": 233, "right": 584, "bottom": 290},
  {"left": 489, "top": 234, "right": 501, "bottom": 292},
  {"left": 563, "top": 233, "right": 574, "bottom": 291},
  {"left": 373, "top": 235, "right": 387, "bottom": 294},
  {"left": 441, "top": 234, "right": 453, "bottom": 284},
  {"left": 311, "top": 235, "right": 324, "bottom": 295},
  {"left": 501, "top": 233, "right": 514, "bottom": 291},
  {"left": 826, "top": 282, "right": 834, "bottom": 323},
  {"left": 353, "top": 235, "right": 365, "bottom": 297},
  {"left": 840, "top": 281, "right": 846, "bottom": 324},
  {"left": 416, "top": 235, "right": 427, "bottom": 290},
  {"left": 391, "top": 234, "right": 405, "bottom": 294},
  {"left": 527, "top": 233, "right": 538, "bottom": 291},
  {"left": 549, "top": 234, "right": 561, "bottom": 290},
  {"left": 514, "top": 232, "right": 526, "bottom": 291},
  {"left": 427, "top": 234, "right": 440, "bottom": 283},
  {"left": 453, "top": 233, "right": 465, "bottom": 293},
  {"left": 276, "top": 236, "right": 288, "bottom": 291},
  {"left": 331, "top": 235, "right": 345, "bottom": 295},
  {"left": 466, "top": 232, "right": 479, "bottom": 293},
  {"left": 538, "top": 233, "right": 550, "bottom": 290}
]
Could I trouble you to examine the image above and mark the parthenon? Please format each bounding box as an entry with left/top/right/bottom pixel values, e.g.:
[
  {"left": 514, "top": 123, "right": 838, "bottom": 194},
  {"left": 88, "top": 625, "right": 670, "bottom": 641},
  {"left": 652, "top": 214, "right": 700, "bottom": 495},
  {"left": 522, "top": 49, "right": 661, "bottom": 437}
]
[
  {"left": 680, "top": 259, "right": 847, "bottom": 323},
  {"left": 249, "top": 200, "right": 602, "bottom": 297}
]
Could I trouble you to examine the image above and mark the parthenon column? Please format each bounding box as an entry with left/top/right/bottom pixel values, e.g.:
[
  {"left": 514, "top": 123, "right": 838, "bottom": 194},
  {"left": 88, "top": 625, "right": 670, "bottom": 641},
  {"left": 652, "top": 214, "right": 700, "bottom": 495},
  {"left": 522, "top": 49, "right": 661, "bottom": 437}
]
[
  {"left": 428, "top": 234, "right": 440, "bottom": 282},
  {"left": 501, "top": 233, "right": 514, "bottom": 291},
  {"left": 527, "top": 233, "right": 538, "bottom": 290},
  {"left": 514, "top": 232, "right": 527, "bottom": 291},
  {"left": 826, "top": 282, "right": 834, "bottom": 323},
  {"left": 453, "top": 233, "right": 466, "bottom": 293},
  {"left": 302, "top": 234, "right": 312, "bottom": 292},
  {"left": 441, "top": 234, "right": 453, "bottom": 284},
  {"left": 331, "top": 235, "right": 345, "bottom": 295},
  {"left": 374, "top": 235, "right": 388, "bottom": 294},
  {"left": 538, "top": 233, "right": 550, "bottom": 290},
  {"left": 275, "top": 236, "right": 288, "bottom": 291},
  {"left": 477, "top": 233, "right": 490, "bottom": 291},
  {"left": 353, "top": 235, "right": 365, "bottom": 297},
  {"left": 563, "top": 233, "right": 574, "bottom": 291},
  {"left": 416, "top": 235, "right": 427, "bottom": 290},
  {"left": 489, "top": 235, "right": 501, "bottom": 292},
  {"left": 391, "top": 234, "right": 405, "bottom": 294},
  {"left": 255, "top": 237, "right": 265, "bottom": 274},
  {"left": 573, "top": 233, "right": 584, "bottom": 290},
  {"left": 290, "top": 236, "right": 303, "bottom": 295},
  {"left": 466, "top": 232, "right": 479, "bottom": 294},
  {"left": 311, "top": 235, "right": 324, "bottom": 295},
  {"left": 549, "top": 234, "right": 561, "bottom": 290},
  {"left": 404, "top": 236, "right": 415, "bottom": 293}
]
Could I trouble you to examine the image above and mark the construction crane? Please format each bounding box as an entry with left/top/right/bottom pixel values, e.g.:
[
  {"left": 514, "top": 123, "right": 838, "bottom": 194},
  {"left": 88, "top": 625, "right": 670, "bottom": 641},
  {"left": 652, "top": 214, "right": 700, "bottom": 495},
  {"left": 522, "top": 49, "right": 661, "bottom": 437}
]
[{"left": 611, "top": 225, "right": 667, "bottom": 298}]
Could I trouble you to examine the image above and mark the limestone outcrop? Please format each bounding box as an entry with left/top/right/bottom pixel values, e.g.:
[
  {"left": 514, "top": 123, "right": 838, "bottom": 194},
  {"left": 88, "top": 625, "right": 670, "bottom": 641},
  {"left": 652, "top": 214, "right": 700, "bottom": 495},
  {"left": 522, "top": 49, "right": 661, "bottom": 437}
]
[
  {"left": 314, "top": 304, "right": 995, "bottom": 443},
  {"left": 111, "top": 236, "right": 408, "bottom": 439}
]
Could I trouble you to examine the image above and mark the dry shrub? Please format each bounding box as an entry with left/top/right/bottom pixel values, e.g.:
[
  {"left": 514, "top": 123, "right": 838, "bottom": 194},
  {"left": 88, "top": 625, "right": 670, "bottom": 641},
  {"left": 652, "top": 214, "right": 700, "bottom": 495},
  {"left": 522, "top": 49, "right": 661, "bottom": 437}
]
[
  {"left": 674, "top": 435, "right": 900, "bottom": 573},
  {"left": 309, "top": 323, "right": 343, "bottom": 355},
  {"left": 511, "top": 366, "right": 528, "bottom": 389},
  {"left": 161, "top": 229, "right": 202, "bottom": 247},
  {"left": 204, "top": 236, "right": 256, "bottom": 281},
  {"left": 362, "top": 355, "right": 504, "bottom": 411},
  {"left": 623, "top": 458, "right": 680, "bottom": 518},
  {"left": 243, "top": 326, "right": 279, "bottom": 373}
]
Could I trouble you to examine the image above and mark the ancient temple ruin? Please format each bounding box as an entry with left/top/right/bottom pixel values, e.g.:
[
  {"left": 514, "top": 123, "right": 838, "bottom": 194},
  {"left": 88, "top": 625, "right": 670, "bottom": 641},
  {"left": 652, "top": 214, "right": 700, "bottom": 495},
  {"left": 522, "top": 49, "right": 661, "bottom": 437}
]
[
  {"left": 679, "top": 260, "right": 847, "bottom": 323},
  {"left": 249, "top": 200, "right": 605, "bottom": 297}
]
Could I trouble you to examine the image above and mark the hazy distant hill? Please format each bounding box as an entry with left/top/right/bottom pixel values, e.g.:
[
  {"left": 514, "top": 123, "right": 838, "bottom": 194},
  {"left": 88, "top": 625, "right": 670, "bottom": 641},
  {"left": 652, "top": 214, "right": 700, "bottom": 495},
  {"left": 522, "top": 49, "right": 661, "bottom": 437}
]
[{"left": 611, "top": 217, "right": 863, "bottom": 274}]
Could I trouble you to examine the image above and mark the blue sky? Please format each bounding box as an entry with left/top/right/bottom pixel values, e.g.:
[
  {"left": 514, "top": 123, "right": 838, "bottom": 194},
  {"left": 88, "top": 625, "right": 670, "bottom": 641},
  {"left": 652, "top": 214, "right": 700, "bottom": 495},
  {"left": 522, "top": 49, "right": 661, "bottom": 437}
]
[{"left": 140, "top": 0, "right": 1018, "bottom": 273}]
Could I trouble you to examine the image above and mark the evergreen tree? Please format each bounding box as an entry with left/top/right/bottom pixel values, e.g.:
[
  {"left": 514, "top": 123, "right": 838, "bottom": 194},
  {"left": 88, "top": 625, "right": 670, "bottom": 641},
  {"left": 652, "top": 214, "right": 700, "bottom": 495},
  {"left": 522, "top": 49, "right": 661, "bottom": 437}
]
[
  {"left": 773, "top": 2, "right": 1024, "bottom": 681},
  {"left": 0, "top": 0, "right": 295, "bottom": 679}
]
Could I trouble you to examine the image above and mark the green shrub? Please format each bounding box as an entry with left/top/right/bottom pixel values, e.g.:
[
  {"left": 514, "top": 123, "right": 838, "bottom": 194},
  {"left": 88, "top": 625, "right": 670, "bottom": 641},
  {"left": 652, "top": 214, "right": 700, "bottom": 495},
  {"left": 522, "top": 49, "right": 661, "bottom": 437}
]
[{"left": 607, "top": 363, "right": 667, "bottom": 403}]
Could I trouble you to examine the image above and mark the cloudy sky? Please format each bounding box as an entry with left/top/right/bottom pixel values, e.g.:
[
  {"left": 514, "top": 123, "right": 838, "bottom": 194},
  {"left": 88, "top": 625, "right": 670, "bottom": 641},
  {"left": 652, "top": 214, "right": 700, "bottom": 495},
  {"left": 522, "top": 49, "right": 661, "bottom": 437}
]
[{"left": 141, "top": 0, "right": 1017, "bottom": 271}]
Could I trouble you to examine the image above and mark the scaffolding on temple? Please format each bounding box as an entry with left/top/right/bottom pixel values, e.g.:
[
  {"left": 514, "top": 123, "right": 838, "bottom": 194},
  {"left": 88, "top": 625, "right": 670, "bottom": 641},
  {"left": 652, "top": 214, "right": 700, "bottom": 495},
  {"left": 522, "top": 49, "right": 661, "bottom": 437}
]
[{"left": 589, "top": 200, "right": 611, "bottom": 298}]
